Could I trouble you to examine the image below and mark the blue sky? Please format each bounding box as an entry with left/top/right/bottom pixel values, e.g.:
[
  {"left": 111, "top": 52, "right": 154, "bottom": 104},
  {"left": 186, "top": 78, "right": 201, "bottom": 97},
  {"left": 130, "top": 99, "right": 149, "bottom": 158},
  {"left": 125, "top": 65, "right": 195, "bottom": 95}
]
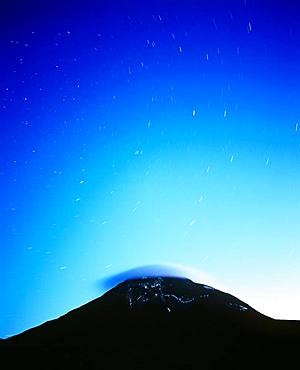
[{"left": 1, "top": 0, "right": 300, "bottom": 337}]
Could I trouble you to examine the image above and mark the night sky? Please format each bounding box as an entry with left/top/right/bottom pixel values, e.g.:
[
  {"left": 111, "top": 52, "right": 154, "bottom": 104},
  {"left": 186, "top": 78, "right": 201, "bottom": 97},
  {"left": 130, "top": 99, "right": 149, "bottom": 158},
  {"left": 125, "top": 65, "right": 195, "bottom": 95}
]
[{"left": 1, "top": 0, "right": 300, "bottom": 338}]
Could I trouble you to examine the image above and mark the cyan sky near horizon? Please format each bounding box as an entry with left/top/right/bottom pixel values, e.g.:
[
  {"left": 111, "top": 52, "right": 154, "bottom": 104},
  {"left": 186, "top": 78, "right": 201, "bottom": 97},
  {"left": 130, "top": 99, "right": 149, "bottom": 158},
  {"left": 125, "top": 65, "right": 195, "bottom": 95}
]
[{"left": 1, "top": 0, "right": 300, "bottom": 337}]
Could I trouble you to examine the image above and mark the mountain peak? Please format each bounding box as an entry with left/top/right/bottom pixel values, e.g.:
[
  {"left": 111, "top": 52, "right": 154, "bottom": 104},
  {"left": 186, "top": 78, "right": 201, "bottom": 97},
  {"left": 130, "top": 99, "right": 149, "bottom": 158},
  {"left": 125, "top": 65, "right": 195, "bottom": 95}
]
[
  {"left": 106, "top": 276, "right": 252, "bottom": 315},
  {"left": 120, "top": 276, "right": 196, "bottom": 311}
]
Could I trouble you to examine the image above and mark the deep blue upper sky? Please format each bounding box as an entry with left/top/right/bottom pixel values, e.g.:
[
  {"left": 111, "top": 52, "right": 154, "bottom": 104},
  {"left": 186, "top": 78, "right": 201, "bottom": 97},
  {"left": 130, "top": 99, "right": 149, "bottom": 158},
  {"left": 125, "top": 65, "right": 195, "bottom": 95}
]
[{"left": 1, "top": 0, "right": 300, "bottom": 338}]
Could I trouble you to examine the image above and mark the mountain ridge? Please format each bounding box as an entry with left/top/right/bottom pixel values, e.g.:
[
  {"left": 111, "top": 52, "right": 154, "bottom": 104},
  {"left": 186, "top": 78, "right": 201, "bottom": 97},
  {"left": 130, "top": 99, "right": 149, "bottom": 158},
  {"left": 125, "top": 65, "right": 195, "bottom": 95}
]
[{"left": 2, "top": 277, "right": 300, "bottom": 369}]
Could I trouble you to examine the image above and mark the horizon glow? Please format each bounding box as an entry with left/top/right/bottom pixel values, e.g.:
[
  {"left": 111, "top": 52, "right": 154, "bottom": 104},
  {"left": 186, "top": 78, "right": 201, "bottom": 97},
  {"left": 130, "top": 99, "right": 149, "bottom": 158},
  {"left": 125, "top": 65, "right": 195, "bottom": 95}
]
[{"left": 1, "top": 0, "right": 300, "bottom": 338}]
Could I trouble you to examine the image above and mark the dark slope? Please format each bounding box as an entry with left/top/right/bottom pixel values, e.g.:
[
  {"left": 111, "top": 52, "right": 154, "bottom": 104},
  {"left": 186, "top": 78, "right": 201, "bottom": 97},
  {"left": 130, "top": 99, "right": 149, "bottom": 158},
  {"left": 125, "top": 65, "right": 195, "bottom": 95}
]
[{"left": 2, "top": 277, "right": 300, "bottom": 369}]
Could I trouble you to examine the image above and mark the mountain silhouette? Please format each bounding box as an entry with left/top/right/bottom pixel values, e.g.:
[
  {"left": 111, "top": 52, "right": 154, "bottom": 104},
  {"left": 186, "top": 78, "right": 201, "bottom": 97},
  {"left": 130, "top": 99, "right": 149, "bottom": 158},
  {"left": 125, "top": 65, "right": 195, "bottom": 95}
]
[{"left": 1, "top": 277, "right": 300, "bottom": 369}]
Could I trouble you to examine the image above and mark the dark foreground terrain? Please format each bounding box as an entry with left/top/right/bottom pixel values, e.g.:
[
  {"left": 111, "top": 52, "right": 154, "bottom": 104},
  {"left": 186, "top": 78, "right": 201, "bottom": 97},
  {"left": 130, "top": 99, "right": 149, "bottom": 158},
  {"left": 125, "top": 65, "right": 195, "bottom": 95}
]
[{"left": 1, "top": 277, "right": 300, "bottom": 369}]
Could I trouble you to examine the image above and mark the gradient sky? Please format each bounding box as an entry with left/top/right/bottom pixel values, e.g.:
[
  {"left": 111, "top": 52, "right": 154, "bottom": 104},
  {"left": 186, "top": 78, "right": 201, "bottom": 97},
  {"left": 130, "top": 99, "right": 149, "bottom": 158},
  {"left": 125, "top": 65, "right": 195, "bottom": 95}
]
[{"left": 1, "top": 0, "right": 300, "bottom": 338}]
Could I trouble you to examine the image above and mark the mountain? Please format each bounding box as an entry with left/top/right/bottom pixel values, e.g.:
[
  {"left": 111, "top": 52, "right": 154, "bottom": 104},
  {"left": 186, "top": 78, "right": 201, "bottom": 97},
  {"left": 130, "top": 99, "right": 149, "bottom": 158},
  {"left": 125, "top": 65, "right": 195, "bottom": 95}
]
[{"left": 1, "top": 277, "right": 300, "bottom": 369}]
